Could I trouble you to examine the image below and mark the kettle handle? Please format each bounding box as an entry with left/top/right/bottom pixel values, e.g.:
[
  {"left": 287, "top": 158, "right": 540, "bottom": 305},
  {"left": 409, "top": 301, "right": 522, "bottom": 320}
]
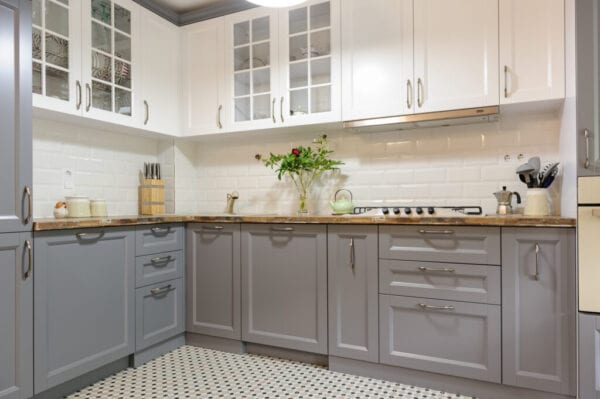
[
  {"left": 334, "top": 188, "right": 353, "bottom": 202},
  {"left": 513, "top": 191, "right": 522, "bottom": 204}
]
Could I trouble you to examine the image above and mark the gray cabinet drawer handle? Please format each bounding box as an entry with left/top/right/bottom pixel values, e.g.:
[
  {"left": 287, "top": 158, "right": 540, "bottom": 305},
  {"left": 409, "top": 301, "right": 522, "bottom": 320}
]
[
  {"left": 271, "top": 226, "right": 294, "bottom": 232},
  {"left": 584, "top": 128, "right": 591, "bottom": 169},
  {"left": 418, "top": 266, "right": 455, "bottom": 273},
  {"left": 151, "top": 227, "right": 170, "bottom": 235},
  {"left": 23, "top": 186, "right": 32, "bottom": 225},
  {"left": 23, "top": 240, "right": 32, "bottom": 280},
  {"left": 418, "top": 229, "right": 454, "bottom": 235},
  {"left": 151, "top": 255, "right": 172, "bottom": 264},
  {"left": 418, "top": 303, "right": 455, "bottom": 311},
  {"left": 203, "top": 225, "right": 225, "bottom": 231},
  {"left": 534, "top": 243, "right": 540, "bottom": 280},
  {"left": 349, "top": 238, "right": 355, "bottom": 271},
  {"left": 76, "top": 232, "right": 104, "bottom": 240},
  {"left": 150, "top": 284, "right": 173, "bottom": 296}
]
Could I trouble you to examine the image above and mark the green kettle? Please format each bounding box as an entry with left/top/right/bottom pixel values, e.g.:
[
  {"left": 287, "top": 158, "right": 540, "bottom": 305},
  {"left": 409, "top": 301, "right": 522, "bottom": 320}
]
[{"left": 330, "top": 189, "right": 354, "bottom": 214}]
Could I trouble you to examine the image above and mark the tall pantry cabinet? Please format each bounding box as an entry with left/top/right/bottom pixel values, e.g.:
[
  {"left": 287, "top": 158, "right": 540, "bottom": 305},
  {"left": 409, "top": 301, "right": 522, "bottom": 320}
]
[{"left": 0, "top": 1, "right": 33, "bottom": 399}]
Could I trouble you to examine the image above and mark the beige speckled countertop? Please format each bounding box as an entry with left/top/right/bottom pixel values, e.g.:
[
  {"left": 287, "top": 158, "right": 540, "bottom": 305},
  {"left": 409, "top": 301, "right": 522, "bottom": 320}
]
[{"left": 33, "top": 213, "right": 576, "bottom": 231}]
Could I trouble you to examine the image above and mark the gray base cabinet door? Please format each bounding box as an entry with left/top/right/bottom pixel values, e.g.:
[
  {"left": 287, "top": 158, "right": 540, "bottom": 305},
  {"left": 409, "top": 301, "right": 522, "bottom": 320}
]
[
  {"left": 328, "top": 225, "right": 378, "bottom": 362},
  {"left": 242, "top": 224, "right": 327, "bottom": 354},
  {"left": 502, "top": 228, "right": 576, "bottom": 395},
  {"left": 0, "top": 233, "right": 32, "bottom": 399},
  {"left": 186, "top": 223, "right": 241, "bottom": 340},
  {"left": 579, "top": 313, "right": 600, "bottom": 399},
  {"left": 379, "top": 294, "right": 501, "bottom": 383},
  {"left": 135, "top": 278, "right": 184, "bottom": 351},
  {"left": 34, "top": 229, "right": 135, "bottom": 394},
  {"left": 0, "top": 0, "right": 32, "bottom": 234}
]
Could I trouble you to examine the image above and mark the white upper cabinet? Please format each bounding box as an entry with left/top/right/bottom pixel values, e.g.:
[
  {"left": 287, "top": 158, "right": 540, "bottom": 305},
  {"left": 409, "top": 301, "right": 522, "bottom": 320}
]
[
  {"left": 224, "top": 8, "right": 280, "bottom": 131},
  {"left": 139, "top": 8, "right": 180, "bottom": 135},
  {"left": 499, "top": 0, "right": 565, "bottom": 104},
  {"left": 341, "top": 0, "right": 413, "bottom": 121},
  {"left": 32, "top": 0, "right": 82, "bottom": 115},
  {"left": 413, "top": 0, "right": 499, "bottom": 113},
  {"left": 279, "top": 0, "right": 341, "bottom": 126},
  {"left": 182, "top": 18, "right": 226, "bottom": 136},
  {"left": 81, "top": 0, "right": 140, "bottom": 127}
]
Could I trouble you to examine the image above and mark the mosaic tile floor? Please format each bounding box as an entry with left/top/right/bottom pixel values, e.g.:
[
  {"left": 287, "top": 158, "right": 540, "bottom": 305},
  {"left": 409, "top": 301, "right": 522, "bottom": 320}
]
[{"left": 66, "top": 345, "right": 473, "bottom": 399}]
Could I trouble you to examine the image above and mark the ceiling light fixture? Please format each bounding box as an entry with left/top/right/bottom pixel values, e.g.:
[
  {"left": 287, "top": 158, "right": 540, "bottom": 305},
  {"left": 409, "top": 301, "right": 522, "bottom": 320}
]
[{"left": 247, "top": 0, "right": 307, "bottom": 8}]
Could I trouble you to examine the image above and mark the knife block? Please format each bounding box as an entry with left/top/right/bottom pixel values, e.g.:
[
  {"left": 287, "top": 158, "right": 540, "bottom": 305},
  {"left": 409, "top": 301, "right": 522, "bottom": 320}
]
[{"left": 139, "top": 179, "right": 165, "bottom": 215}]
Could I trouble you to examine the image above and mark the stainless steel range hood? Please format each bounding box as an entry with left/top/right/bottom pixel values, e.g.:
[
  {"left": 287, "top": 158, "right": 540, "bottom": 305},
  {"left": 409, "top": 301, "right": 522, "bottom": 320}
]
[{"left": 343, "top": 106, "right": 499, "bottom": 132}]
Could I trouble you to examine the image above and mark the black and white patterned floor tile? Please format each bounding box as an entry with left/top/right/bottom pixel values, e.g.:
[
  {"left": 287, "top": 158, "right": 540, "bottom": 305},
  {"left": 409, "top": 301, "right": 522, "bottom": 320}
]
[{"left": 66, "top": 346, "right": 474, "bottom": 399}]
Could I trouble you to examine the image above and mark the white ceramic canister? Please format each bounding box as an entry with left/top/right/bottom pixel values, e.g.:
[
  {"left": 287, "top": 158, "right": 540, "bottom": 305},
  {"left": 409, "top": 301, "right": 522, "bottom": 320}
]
[
  {"left": 66, "top": 196, "right": 91, "bottom": 218},
  {"left": 90, "top": 199, "right": 108, "bottom": 217},
  {"left": 523, "top": 188, "right": 551, "bottom": 216}
]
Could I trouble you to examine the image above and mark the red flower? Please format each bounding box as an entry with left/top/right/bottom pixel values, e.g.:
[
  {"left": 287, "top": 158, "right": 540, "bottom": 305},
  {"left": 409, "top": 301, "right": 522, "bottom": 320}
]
[{"left": 291, "top": 148, "right": 300, "bottom": 157}]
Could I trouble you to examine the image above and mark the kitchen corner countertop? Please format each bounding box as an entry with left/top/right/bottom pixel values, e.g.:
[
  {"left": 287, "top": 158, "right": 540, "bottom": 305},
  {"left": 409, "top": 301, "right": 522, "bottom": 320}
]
[{"left": 33, "top": 213, "right": 576, "bottom": 231}]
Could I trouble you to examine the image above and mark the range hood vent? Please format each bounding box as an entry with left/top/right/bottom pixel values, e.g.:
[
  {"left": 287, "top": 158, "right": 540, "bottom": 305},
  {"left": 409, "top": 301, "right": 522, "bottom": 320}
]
[{"left": 343, "top": 106, "right": 499, "bottom": 132}]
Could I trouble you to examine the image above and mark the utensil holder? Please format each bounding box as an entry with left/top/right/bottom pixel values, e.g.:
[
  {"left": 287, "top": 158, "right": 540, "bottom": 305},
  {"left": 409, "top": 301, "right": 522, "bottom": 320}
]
[
  {"left": 523, "top": 188, "right": 551, "bottom": 216},
  {"left": 139, "top": 179, "right": 165, "bottom": 215}
]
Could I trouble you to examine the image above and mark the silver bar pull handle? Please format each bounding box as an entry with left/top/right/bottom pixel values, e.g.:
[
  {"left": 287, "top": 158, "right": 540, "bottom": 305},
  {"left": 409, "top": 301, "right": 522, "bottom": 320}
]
[
  {"left": 407, "top": 79, "right": 413, "bottom": 109},
  {"left": 271, "top": 226, "right": 294, "bottom": 232},
  {"left": 76, "top": 80, "right": 82, "bottom": 110},
  {"left": 143, "top": 100, "right": 149, "bottom": 125},
  {"left": 418, "top": 303, "right": 455, "bottom": 311},
  {"left": 504, "top": 65, "right": 509, "bottom": 98},
  {"left": 584, "top": 129, "right": 591, "bottom": 169},
  {"left": 418, "top": 229, "right": 454, "bottom": 235},
  {"left": 85, "top": 83, "right": 91, "bottom": 112},
  {"left": 151, "top": 255, "right": 172, "bottom": 264},
  {"left": 151, "top": 227, "right": 170, "bottom": 235},
  {"left": 150, "top": 284, "right": 173, "bottom": 296},
  {"left": 280, "top": 96, "right": 285, "bottom": 123},
  {"left": 418, "top": 266, "right": 455, "bottom": 273},
  {"left": 417, "top": 78, "right": 424, "bottom": 108},
  {"left": 217, "top": 104, "right": 223, "bottom": 129},
  {"left": 349, "top": 238, "right": 355, "bottom": 271},
  {"left": 76, "top": 231, "right": 105, "bottom": 240},
  {"left": 272, "top": 98, "right": 277, "bottom": 123},
  {"left": 534, "top": 243, "right": 540, "bottom": 280},
  {"left": 203, "top": 225, "right": 225, "bottom": 231},
  {"left": 23, "top": 240, "right": 32, "bottom": 280},
  {"left": 23, "top": 186, "right": 32, "bottom": 225}
]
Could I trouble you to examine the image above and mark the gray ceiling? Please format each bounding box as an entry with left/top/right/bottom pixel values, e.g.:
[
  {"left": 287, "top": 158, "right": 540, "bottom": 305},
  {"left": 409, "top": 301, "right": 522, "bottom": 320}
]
[{"left": 134, "top": 0, "right": 256, "bottom": 26}]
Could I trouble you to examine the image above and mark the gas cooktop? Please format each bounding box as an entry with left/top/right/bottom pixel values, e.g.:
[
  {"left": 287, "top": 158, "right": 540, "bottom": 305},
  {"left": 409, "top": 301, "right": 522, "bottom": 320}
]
[{"left": 352, "top": 206, "right": 483, "bottom": 217}]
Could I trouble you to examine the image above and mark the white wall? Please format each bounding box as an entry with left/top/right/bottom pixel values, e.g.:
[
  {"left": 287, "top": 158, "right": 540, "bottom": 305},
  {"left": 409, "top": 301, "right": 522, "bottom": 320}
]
[{"left": 178, "top": 111, "right": 563, "bottom": 216}]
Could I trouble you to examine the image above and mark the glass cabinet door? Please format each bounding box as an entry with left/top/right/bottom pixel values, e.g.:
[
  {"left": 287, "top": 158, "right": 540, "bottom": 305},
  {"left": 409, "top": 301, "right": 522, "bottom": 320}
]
[
  {"left": 85, "top": 0, "right": 137, "bottom": 122},
  {"left": 227, "top": 9, "right": 278, "bottom": 128},
  {"left": 32, "top": 0, "right": 81, "bottom": 114},
  {"left": 281, "top": 0, "right": 339, "bottom": 124}
]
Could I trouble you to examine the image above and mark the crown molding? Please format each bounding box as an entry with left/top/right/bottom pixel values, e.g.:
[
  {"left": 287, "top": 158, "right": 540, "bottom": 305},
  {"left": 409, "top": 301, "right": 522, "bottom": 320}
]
[{"left": 135, "top": 0, "right": 257, "bottom": 26}]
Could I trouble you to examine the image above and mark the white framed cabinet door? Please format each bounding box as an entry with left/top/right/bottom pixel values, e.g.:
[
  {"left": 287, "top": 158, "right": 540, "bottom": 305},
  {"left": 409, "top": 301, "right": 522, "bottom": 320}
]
[
  {"left": 499, "top": 0, "right": 565, "bottom": 104},
  {"left": 32, "top": 0, "right": 82, "bottom": 115},
  {"left": 341, "top": 0, "right": 413, "bottom": 121},
  {"left": 278, "top": 0, "right": 341, "bottom": 126},
  {"left": 139, "top": 8, "right": 179, "bottom": 135},
  {"left": 224, "top": 8, "right": 280, "bottom": 132},
  {"left": 182, "top": 18, "right": 226, "bottom": 136},
  {"left": 413, "top": 0, "right": 499, "bottom": 113},
  {"left": 81, "top": 0, "right": 141, "bottom": 127}
]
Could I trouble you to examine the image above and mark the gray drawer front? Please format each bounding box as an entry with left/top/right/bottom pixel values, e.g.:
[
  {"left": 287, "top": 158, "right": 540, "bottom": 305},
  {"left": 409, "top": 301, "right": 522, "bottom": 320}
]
[
  {"left": 135, "top": 278, "right": 184, "bottom": 351},
  {"left": 135, "top": 250, "right": 183, "bottom": 288},
  {"left": 135, "top": 224, "right": 183, "bottom": 256},
  {"left": 379, "top": 226, "right": 501, "bottom": 265},
  {"left": 379, "top": 260, "right": 501, "bottom": 304},
  {"left": 379, "top": 294, "right": 501, "bottom": 383}
]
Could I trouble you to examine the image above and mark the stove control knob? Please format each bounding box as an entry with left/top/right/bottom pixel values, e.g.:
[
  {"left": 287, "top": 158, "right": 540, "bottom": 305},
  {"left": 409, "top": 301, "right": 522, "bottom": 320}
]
[
  {"left": 427, "top": 207, "right": 435, "bottom": 215},
  {"left": 382, "top": 207, "right": 390, "bottom": 215},
  {"left": 393, "top": 207, "right": 400, "bottom": 215},
  {"left": 404, "top": 208, "right": 412, "bottom": 215},
  {"left": 416, "top": 207, "right": 424, "bottom": 215}
]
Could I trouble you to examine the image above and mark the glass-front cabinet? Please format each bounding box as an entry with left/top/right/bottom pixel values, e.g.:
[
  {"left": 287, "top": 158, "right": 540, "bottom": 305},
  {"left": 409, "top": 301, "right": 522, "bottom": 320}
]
[
  {"left": 32, "top": 0, "right": 82, "bottom": 114},
  {"left": 279, "top": 0, "right": 340, "bottom": 126},
  {"left": 82, "top": 0, "right": 139, "bottom": 125}
]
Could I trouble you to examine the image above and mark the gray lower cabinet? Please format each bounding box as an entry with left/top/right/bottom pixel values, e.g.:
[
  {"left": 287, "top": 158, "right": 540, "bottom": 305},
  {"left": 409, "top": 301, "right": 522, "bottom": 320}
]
[
  {"left": 135, "top": 278, "right": 185, "bottom": 351},
  {"left": 502, "top": 227, "right": 576, "bottom": 395},
  {"left": 34, "top": 228, "right": 135, "bottom": 393},
  {"left": 0, "top": 233, "right": 32, "bottom": 399},
  {"left": 242, "top": 224, "right": 327, "bottom": 354},
  {"left": 579, "top": 312, "right": 600, "bottom": 399},
  {"left": 328, "top": 225, "right": 378, "bottom": 363},
  {"left": 186, "top": 223, "right": 241, "bottom": 340},
  {"left": 379, "top": 294, "right": 501, "bottom": 383},
  {"left": 0, "top": 0, "right": 32, "bottom": 234}
]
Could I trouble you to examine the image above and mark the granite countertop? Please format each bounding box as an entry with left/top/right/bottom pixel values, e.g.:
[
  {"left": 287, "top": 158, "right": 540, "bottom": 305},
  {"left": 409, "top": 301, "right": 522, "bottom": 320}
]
[{"left": 33, "top": 213, "right": 576, "bottom": 231}]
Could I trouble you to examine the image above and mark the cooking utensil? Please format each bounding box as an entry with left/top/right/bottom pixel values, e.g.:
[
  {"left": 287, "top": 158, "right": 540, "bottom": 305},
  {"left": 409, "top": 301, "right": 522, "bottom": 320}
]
[
  {"left": 157, "top": 163, "right": 161, "bottom": 179},
  {"left": 516, "top": 163, "right": 536, "bottom": 188},
  {"left": 529, "top": 157, "right": 541, "bottom": 175},
  {"left": 541, "top": 163, "right": 560, "bottom": 188}
]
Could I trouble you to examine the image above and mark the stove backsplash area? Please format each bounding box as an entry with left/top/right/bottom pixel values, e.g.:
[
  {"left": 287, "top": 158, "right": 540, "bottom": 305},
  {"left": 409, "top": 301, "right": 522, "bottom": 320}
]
[{"left": 180, "top": 111, "right": 562, "bottom": 216}]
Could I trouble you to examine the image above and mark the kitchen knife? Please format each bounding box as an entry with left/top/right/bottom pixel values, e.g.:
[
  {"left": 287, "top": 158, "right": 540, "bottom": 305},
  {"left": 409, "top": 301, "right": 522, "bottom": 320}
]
[{"left": 157, "top": 163, "right": 161, "bottom": 180}]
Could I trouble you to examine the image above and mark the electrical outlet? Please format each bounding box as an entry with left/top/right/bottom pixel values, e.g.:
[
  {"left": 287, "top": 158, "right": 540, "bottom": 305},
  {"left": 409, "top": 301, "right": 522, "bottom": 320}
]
[{"left": 63, "top": 169, "right": 74, "bottom": 189}]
